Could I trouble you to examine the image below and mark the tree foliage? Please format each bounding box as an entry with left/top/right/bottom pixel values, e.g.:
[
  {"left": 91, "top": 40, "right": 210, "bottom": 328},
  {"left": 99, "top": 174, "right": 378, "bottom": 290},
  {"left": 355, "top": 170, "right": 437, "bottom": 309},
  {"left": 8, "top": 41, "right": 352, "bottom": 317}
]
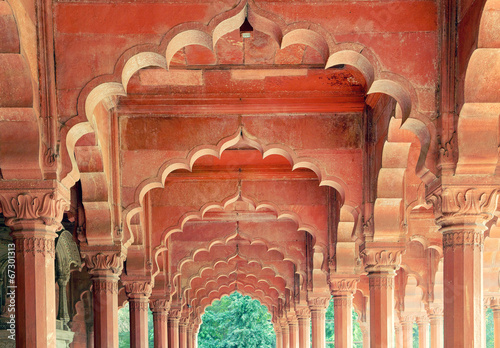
[{"left": 198, "top": 292, "right": 276, "bottom": 348}]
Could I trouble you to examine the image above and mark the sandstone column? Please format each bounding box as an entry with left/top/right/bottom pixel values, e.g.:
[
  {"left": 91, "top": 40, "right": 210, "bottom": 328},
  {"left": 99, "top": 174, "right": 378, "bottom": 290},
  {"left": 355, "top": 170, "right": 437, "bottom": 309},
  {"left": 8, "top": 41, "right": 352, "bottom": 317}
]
[
  {"left": 435, "top": 188, "right": 498, "bottom": 347},
  {"left": 186, "top": 324, "right": 193, "bottom": 348},
  {"left": 400, "top": 316, "right": 413, "bottom": 348},
  {"left": 330, "top": 277, "right": 358, "bottom": 348},
  {"left": 281, "top": 318, "right": 290, "bottom": 348},
  {"left": 309, "top": 297, "right": 330, "bottom": 348},
  {"left": 125, "top": 281, "right": 152, "bottom": 348},
  {"left": 179, "top": 317, "right": 188, "bottom": 348},
  {"left": 488, "top": 298, "right": 500, "bottom": 348},
  {"left": 359, "top": 321, "right": 370, "bottom": 348},
  {"left": 416, "top": 315, "right": 429, "bottom": 348},
  {"left": 274, "top": 322, "right": 283, "bottom": 348},
  {"left": 288, "top": 314, "right": 299, "bottom": 348},
  {"left": 427, "top": 307, "right": 443, "bottom": 348},
  {"left": 84, "top": 251, "right": 123, "bottom": 348},
  {"left": 362, "top": 244, "right": 403, "bottom": 348},
  {"left": 168, "top": 309, "right": 181, "bottom": 348},
  {"left": 150, "top": 299, "right": 170, "bottom": 348},
  {"left": 1, "top": 192, "right": 67, "bottom": 348},
  {"left": 394, "top": 322, "right": 403, "bottom": 348},
  {"left": 297, "top": 307, "right": 311, "bottom": 348}
]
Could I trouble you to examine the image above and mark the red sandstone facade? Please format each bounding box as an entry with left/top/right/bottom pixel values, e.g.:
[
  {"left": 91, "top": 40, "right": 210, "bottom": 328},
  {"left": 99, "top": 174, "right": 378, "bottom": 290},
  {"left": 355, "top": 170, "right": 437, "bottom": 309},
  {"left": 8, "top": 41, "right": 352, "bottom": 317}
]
[{"left": 0, "top": 0, "right": 499, "bottom": 347}]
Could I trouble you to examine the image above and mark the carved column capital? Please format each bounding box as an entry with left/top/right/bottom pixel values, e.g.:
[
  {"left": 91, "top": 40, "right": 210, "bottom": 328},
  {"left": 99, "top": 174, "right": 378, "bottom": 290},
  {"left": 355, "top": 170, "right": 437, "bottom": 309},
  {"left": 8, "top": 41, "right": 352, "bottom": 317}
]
[
  {"left": 82, "top": 252, "right": 124, "bottom": 275},
  {"left": 329, "top": 275, "right": 358, "bottom": 295},
  {"left": 415, "top": 314, "right": 429, "bottom": 325},
  {"left": 437, "top": 187, "right": 499, "bottom": 227},
  {"left": 150, "top": 299, "right": 171, "bottom": 313},
  {"left": 168, "top": 308, "right": 182, "bottom": 320},
  {"left": 307, "top": 296, "right": 330, "bottom": 312},
  {"left": 0, "top": 192, "right": 69, "bottom": 230},
  {"left": 296, "top": 306, "right": 311, "bottom": 319},
  {"left": 361, "top": 243, "right": 404, "bottom": 274},
  {"left": 485, "top": 296, "right": 500, "bottom": 311},
  {"left": 426, "top": 305, "right": 444, "bottom": 320},
  {"left": 124, "top": 280, "right": 152, "bottom": 299}
]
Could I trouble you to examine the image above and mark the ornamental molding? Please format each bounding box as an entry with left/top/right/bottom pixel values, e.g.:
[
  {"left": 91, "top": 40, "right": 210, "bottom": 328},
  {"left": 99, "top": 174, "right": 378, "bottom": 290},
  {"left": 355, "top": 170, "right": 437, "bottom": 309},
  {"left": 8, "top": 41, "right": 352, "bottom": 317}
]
[
  {"left": 83, "top": 252, "right": 123, "bottom": 274},
  {"left": 0, "top": 193, "right": 68, "bottom": 228},
  {"left": 124, "top": 281, "right": 152, "bottom": 298},
  {"left": 368, "top": 275, "right": 395, "bottom": 289},
  {"left": 92, "top": 278, "right": 118, "bottom": 294},
  {"left": 15, "top": 236, "right": 56, "bottom": 258},
  {"left": 442, "top": 230, "right": 484, "bottom": 250},
  {"left": 168, "top": 309, "right": 182, "bottom": 319},
  {"left": 426, "top": 306, "right": 443, "bottom": 318},
  {"left": 129, "top": 300, "right": 150, "bottom": 312}
]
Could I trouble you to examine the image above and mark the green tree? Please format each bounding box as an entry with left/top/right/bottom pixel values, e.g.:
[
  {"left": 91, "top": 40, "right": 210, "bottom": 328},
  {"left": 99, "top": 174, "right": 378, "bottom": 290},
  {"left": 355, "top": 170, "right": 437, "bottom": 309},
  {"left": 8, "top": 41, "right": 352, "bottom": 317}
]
[
  {"left": 197, "top": 292, "right": 276, "bottom": 348},
  {"left": 118, "top": 302, "right": 155, "bottom": 348}
]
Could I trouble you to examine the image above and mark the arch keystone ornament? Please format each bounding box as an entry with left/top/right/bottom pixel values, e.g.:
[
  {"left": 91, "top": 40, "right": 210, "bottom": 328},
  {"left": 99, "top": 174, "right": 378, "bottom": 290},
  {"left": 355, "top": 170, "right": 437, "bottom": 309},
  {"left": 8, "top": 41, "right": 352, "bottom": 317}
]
[
  {"left": 361, "top": 242, "right": 404, "bottom": 348},
  {"left": 434, "top": 187, "right": 499, "bottom": 348},
  {"left": 0, "top": 191, "right": 69, "bottom": 348}
]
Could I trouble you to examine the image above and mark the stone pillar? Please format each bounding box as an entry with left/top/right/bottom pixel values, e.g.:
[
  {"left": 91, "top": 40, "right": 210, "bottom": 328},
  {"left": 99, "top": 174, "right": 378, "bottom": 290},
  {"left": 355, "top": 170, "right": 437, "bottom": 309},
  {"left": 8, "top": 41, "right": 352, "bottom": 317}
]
[
  {"left": 359, "top": 321, "right": 370, "bottom": 348},
  {"left": 125, "top": 281, "right": 152, "bottom": 348},
  {"left": 179, "top": 317, "right": 188, "bottom": 348},
  {"left": 274, "top": 323, "right": 283, "bottom": 348},
  {"left": 435, "top": 188, "right": 498, "bottom": 348},
  {"left": 84, "top": 252, "right": 123, "bottom": 348},
  {"left": 186, "top": 324, "right": 194, "bottom": 348},
  {"left": 86, "top": 322, "right": 95, "bottom": 348},
  {"left": 0, "top": 192, "right": 67, "bottom": 348},
  {"left": 361, "top": 244, "right": 403, "bottom": 348},
  {"left": 426, "top": 307, "right": 443, "bottom": 348},
  {"left": 288, "top": 314, "right": 299, "bottom": 348},
  {"left": 56, "top": 273, "right": 71, "bottom": 328},
  {"left": 281, "top": 319, "right": 290, "bottom": 348},
  {"left": 150, "top": 299, "right": 170, "bottom": 348},
  {"left": 192, "top": 325, "right": 199, "bottom": 348},
  {"left": 297, "top": 308, "right": 311, "bottom": 348},
  {"left": 400, "top": 316, "right": 413, "bottom": 348},
  {"left": 488, "top": 298, "right": 500, "bottom": 348},
  {"left": 168, "top": 309, "right": 181, "bottom": 348},
  {"left": 416, "top": 316, "right": 429, "bottom": 348},
  {"left": 330, "top": 277, "right": 358, "bottom": 348},
  {"left": 309, "top": 297, "right": 330, "bottom": 348},
  {"left": 394, "top": 322, "right": 403, "bottom": 348}
]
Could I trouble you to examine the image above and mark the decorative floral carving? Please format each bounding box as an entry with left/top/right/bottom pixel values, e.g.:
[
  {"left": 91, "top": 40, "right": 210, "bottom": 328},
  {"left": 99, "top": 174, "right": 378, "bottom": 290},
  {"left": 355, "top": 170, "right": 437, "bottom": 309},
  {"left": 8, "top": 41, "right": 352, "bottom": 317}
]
[
  {"left": 83, "top": 252, "right": 123, "bottom": 274},
  {"left": 168, "top": 309, "right": 182, "bottom": 319},
  {"left": 15, "top": 236, "right": 56, "bottom": 258},
  {"left": 0, "top": 193, "right": 68, "bottom": 228},
  {"left": 426, "top": 306, "right": 443, "bottom": 319}
]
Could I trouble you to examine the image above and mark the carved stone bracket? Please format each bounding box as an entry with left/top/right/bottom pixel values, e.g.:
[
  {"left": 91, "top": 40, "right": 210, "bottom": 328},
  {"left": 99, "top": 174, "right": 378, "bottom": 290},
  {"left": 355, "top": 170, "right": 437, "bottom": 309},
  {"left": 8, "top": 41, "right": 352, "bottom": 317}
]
[{"left": 0, "top": 192, "right": 69, "bottom": 230}]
